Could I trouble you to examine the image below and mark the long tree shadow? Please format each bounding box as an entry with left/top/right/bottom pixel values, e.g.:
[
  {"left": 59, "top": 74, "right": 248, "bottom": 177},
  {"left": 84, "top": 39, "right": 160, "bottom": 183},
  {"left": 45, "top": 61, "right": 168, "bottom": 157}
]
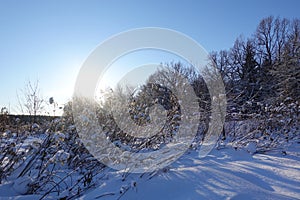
[{"left": 122, "top": 149, "right": 300, "bottom": 200}]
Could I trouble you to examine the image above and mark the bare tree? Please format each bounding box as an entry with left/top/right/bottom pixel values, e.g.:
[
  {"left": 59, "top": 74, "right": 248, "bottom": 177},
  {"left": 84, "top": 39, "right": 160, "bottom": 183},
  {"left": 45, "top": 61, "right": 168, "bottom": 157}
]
[
  {"left": 272, "top": 19, "right": 300, "bottom": 101},
  {"left": 17, "top": 80, "right": 45, "bottom": 116},
  {"left": 255, "top": 16, "right": 277, "bottom": 66}
]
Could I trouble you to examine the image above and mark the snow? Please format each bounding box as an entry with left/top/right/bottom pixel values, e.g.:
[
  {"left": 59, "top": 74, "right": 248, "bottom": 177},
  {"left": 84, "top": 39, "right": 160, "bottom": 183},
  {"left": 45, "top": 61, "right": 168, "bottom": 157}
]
[
  {"left": 12, "top": 176, "right": 34, "bottom": 195},
  {"left": 49, "top": 149, "right": 70, "bottom": 163},
  {"left": 0, "top": 117, "right": 299, "bottom": 199},
  {"left": 79, "top": 145, "right": 300, "bottom": 200}
]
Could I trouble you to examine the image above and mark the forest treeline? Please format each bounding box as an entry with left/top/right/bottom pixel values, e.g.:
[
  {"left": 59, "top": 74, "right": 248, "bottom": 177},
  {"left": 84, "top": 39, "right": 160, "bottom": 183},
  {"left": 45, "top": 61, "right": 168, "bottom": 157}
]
[{"left": 210, "top": 16, "right": 299, "bottom": 116}]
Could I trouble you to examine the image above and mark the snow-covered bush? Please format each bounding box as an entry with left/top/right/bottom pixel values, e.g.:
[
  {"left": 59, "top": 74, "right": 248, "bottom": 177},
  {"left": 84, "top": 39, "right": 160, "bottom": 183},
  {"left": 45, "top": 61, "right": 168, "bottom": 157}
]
[
  {"left": 223, "top": 98, "right": 300, "bottom": 154},
  {"left": 0, "top": 115, "right": 106, "bottom": 199}
]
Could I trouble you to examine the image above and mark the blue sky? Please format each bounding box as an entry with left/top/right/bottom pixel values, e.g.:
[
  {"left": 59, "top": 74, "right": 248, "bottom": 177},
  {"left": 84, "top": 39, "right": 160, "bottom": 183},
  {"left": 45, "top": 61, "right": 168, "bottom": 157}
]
[{"left": 1, "top": 0, "right": 300, "bottom": 114}]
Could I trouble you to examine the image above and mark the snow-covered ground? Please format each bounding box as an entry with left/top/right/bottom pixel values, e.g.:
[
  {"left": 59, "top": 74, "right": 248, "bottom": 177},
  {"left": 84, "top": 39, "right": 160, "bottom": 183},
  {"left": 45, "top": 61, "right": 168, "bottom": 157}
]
[
  {"left": 1, "top": 110, "right": 299, "bottom": 200},
  {"left": 80, "top": 145, "right": 300, "bottom": 200},
  {"left": 1, "top": 142, "right": 298, "bottom": 200}
]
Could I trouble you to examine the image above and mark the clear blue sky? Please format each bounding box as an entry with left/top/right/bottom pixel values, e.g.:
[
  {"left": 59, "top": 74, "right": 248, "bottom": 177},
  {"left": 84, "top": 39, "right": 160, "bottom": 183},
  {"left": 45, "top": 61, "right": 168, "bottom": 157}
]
[{"left": 1, "top": 0, "right": 300, "bottom": 114}]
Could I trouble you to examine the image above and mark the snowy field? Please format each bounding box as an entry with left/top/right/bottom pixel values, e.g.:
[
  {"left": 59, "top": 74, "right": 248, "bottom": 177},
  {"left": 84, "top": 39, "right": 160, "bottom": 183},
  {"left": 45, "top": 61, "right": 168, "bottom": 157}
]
[
  {"left": 80, "top": 145, "right": 300, "bottom": 200},
  {"left": 1, "top": 105, "right": 299, "bottom": 200},
  {"left": 0, "top": 139, "right": 299, "bottom": 200}
]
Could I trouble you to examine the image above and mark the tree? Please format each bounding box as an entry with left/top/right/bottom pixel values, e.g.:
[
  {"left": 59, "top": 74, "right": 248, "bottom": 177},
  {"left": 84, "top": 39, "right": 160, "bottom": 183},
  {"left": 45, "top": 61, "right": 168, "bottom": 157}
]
[
  {"left": 254, "top": 17, "right": 292, "bottom": 102},
  {"left": 210, "top": 16, "right": 300, "bottom": 116},
  {"left": 17, "top": 80, "right": 45, "bottom": 116},
  {"left": 239, "top": 40, "right": 260, "bottom": 101},
  {"left": 255, "top": 16, "right": 277, "bottom": 66},
  {"left": 272, "top": 19, "right": 300, "bottom": 101}
]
